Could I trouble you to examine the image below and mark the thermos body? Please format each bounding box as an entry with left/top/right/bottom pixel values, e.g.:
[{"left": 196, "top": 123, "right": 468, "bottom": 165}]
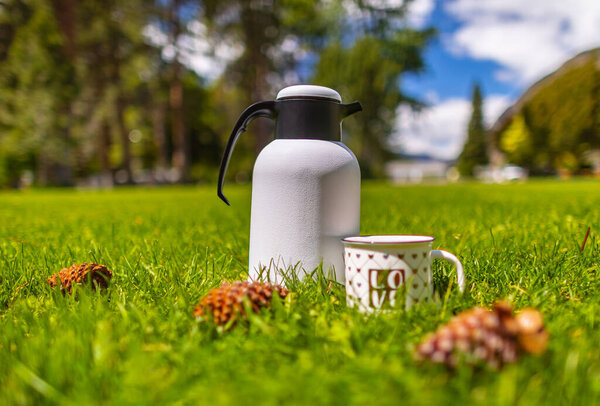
[
  {"left": 217, "top": 85, "right": 363, "bottom": 286},
  {"left": 248, "top": 139, "right": 360, "bottom": 283}
]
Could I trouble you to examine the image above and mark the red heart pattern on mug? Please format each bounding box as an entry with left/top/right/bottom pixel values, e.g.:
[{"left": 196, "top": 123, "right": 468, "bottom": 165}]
[{"left": 344, "top": 246, "right": 433, "bottom": 312}]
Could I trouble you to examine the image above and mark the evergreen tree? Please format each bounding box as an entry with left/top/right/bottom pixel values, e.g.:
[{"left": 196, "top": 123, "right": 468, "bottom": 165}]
[
  {"left": 458, "top": 83, "right": 488, "bottom": 176},
  {"left": 0, "top": 0, "right": 77, "bottom": 186},
  {"left": 0, "top": 0, "right": 435, "bottom": 186},
  {"left": 312, "top": 1, "right": 433, "bottom": 178},
  {"left": 203, "top": 0, "right": 331, "bottom": 159}
]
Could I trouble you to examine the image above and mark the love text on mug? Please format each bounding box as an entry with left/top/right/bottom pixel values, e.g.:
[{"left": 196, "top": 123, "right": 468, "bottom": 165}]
[{"left": 368, "top": 268, "right": 406, "bottom": 309}]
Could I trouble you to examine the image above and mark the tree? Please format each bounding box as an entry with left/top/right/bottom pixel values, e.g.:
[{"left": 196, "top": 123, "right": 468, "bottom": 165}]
[
  {"left": 500, "top": 113, "right": 533, "bottom": 165},
  {"left": 495, "top": 50, "right": 600, "bottom": 174},
  {"left": 142, "top": 0, "right": 203, "bottom": 183},
  {"left": 204, "top": 0, "right": 332, "bottom": 157},
  {"left": 458, "top": 83, "right": 488, "bottom": 176},
  {"left": 313, "top": 1, "right": 433, "bottom": 177},
  {"left": 71, "top": 0, "right": 157, "bottom": 185},
  {"left": 0, "top": 0, "right": 77, "bottom": 186},
  {"left": 164, "top": 0, "right": 195, "bottom": 182},
  {"left": 0, "top": 0, "right": 435, "bottom": 186}
]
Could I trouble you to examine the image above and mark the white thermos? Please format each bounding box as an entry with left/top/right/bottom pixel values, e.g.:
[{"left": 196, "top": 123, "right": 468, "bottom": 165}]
[{"left": 218, "top": 85, "right": 362, "bottom": 284}]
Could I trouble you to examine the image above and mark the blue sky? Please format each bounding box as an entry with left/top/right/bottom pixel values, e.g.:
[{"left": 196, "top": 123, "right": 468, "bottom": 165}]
[
  {"left": 403, "top": 2, "right": 518, "bottom": 102},
  {"left": 392, "top": 0, "right": 600, "bottom": 159}
]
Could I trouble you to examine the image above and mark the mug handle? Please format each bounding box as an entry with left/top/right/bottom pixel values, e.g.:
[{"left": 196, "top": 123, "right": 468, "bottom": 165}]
[{"left": 431, "top": 250, "right": 465, "bottom": 293}]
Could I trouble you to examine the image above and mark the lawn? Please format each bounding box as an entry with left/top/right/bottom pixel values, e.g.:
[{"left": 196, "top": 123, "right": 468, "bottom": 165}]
[{"left": 0, "top": 181, "right": 599, "bottom": 405}]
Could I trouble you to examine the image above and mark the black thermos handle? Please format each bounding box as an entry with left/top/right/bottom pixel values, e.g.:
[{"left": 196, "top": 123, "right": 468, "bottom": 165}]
[{"left": 217, "top": 101, "right": 276, "bottom": 205}]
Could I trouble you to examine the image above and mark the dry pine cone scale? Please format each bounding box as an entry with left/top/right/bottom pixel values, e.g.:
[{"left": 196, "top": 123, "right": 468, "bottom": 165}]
[
  {"left": 415, "top": 301, "right": 549, "bottom": 369},
  {"left": 194, "top": 281, "right": 289, "bottom": 325},
  {"left": 48, "top": 263, "right": 112, "bottom": 294}
]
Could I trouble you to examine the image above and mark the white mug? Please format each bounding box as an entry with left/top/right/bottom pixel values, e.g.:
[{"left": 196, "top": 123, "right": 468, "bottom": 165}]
[{"left": 341, "top": 235, "right": 465, "bottom": 313}]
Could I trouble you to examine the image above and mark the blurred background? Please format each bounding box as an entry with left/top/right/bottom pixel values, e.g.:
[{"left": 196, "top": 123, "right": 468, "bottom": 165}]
[{"left": 0, "top": 0, "right": 599, "bottom": 188}]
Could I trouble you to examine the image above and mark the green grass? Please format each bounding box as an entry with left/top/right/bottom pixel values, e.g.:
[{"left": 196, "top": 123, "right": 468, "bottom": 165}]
[{"left": 1, "top": 180, "right": 599, "bottom": 405}]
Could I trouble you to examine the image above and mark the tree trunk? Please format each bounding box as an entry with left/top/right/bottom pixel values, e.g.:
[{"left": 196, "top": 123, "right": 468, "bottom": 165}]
[
  {"left": 168, "top": 0, "right": 189, "bottom": 183},
  {"left": 55, "top": 107, "right": 74, "bottom": 186},
  {"left": 89, "top": 40, "right": 113, "bottom": 187},
  {"left": 36, "top": 152, "right": 49, "bottom": 186},
  {"left": 50, "top": 0, "right": 77, "bottom": 186},
  {"left": 240, "top": 4, "right": 273, "bottom": 155},
  {"left": 170, "top": 61, "right": 188, "bottom": 182},
  {"left": 109, "top": 29, "right": 133, "bottom": 184},
  {"left": 98, "top": 121, "right": 113, "bottom": 187},
  {"left": 115, "top": 94, "right": 133, "bottom": 184},
  {"left": 51, "top": 0, "right": 77, "bottom": 58},
  {"left": 251, "top": 61, "right": 271, "bottom": 154},
  {"left": 152, "top": 101, "right": 168, "bottom": 169}
]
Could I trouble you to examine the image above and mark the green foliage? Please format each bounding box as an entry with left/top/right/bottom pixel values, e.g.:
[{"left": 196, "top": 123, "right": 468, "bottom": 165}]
[
  {"left": 0, "top": 0, "right": 76, "bottom": 186},
  {"left": 203, "top": 0, "right": 339, "bottom": 172},
  {"left": 313, "top": 26, "right": 433, "bottom": 177},
  {"left": 498, "top": 57, "right": 600, "bottom": 172},
  {"left": 500, "top": 113, "right": 533, "bottom": 164},
  {"left": 1, "top": 182, "right": 600, "bottom": 404},
  {"left": 458, "top": 84, "right": 488, "bottom": 176},
  {"left": 0, "top": 0, "right": 433, "bottom": 186},
  {"left": 184, "top": 73, "right": 228, "bottom": 182}
]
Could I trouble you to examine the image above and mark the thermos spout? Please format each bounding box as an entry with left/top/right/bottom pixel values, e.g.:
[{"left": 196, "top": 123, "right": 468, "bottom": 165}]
[{"left": 341, "top": 101, "right": 362, "bottom": 119}]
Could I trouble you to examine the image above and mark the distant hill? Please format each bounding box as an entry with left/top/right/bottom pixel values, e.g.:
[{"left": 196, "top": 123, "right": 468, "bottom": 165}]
[{"left": 490, "top": 48, "right": 600, "bottom": 173}]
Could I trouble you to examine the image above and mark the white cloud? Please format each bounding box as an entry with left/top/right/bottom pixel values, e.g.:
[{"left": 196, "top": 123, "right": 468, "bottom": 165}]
[
  {"left": 143, "top": 21, "right": 242, "bottom": 81},
  {"left": 444, "top": 0, "right": 600, "bottom": 85},
  {"left": 408, "top": 0, "right": 435, "bottom": 27},
  {"left": 341, "top": 0, "right": 434, "bottom": 27},
  {"left": 178, "top": 21, "right": 243, "bottom": 81},
  {"left": 392, "top": 94, "right": 511, "bottom": 160}
]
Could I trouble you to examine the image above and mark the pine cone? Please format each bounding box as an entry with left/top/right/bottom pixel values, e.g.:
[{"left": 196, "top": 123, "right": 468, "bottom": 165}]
[
  {"left": 193, "top": 281, "right": 289, "bottom": 325},
  {"left": 47, "top": 263, "right": 112, "bottom": 294},
  {"left": 415, "top": 301, "right": 549, "bottom": 369}
]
